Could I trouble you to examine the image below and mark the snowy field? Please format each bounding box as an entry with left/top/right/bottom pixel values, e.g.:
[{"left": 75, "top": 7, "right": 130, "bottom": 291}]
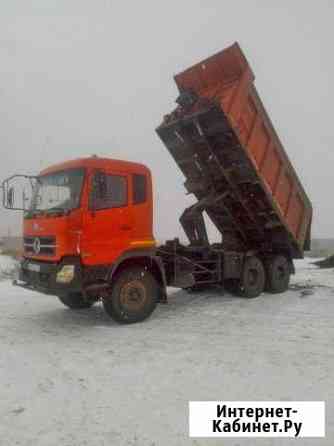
[
  {"left": 0, "top": 256, "right": 333, "bottom": 445},
  {"left": 0, "top": 254, "right": 18, "bottom": 281}
]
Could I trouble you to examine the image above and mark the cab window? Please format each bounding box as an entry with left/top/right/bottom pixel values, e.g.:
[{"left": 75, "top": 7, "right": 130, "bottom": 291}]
[
  {"left": 91, "top": 172, "right": 127, "bottom": 210},
  {"left": 133, "top": 174, "right": 147, "bottom": 204}
]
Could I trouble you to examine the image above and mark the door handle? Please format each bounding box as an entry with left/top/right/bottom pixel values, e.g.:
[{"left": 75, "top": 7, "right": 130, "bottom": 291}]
[{"left": 119, "top": 224, "right": 132, "bottom": 231}]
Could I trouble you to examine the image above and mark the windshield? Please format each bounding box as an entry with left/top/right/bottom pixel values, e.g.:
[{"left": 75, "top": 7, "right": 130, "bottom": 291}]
[{"left": 30, "top": 168, "right": 85, "bottom": 213}]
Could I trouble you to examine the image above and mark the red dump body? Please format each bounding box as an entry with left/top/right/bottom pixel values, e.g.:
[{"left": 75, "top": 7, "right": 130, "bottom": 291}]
[{"left": 173, "top": 42, "right": 312, "bottom": 256}]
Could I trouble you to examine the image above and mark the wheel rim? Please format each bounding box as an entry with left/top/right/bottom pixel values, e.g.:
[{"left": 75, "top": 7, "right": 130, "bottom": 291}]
[{"left": 120, "top": 280, "right": 147, "bottom": 312}]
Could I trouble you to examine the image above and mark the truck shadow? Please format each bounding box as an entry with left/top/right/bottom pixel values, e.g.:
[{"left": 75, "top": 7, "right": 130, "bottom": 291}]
[
  {"left": 24, "top": 288, "right": 241, "bottom": 333},
  {"left": 160, "top": 287, "right": 237, "bottom": 309}
]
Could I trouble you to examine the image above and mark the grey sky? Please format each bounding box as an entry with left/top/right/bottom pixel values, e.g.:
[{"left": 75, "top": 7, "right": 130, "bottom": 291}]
[{"left": 0, "top": 1, "right": 333, "bottom": 241}]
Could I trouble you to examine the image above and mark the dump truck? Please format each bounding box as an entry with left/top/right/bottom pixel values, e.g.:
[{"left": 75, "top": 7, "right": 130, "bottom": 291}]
[{"left": 1, "top": 43, "right": 312, "bottom": 323}]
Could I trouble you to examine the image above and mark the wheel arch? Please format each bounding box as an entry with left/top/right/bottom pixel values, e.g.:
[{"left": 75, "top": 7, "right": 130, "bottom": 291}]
[{"left": 109, "top": 250, "right": 167, "bottom": 302}]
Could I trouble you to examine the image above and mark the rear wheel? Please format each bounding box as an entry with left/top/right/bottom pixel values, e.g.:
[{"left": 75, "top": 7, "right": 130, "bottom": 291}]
[
  {"left": 265, "top": 255, "right": 290, "bottom": 293},
  {"left": 58, "top": 292, "right": 95, "bottom": 309},
  {"left": 239, "top": 256, "right": 265, "bottom": 298},
  {"left": 103, "top": 266, "right": 158, "bottom": 324}
]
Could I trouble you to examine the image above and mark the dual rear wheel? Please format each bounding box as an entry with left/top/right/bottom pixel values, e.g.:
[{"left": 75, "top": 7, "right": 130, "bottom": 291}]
[
  {"left": 226, "top": 254, "right": 291, "bottom": 298},
  {"left": 265, "top": 255, "right": 291, "bottom": 294}
]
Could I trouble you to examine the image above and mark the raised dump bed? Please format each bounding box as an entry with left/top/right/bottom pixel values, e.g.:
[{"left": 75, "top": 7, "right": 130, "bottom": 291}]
[{"left": 157, "top": 42, "right": 312, "bottom": 259}]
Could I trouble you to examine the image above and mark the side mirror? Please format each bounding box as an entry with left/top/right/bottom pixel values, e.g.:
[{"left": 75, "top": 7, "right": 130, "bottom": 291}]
[
  {"left": 1, "top": 174, "right": 37, "bottom": 211},
  {"left": 7, "top": 187, "right": 15, "bottom": 208}
]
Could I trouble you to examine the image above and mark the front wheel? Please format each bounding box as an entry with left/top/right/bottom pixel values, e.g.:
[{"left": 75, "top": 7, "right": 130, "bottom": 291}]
[
  {"left": 58, "top": 292, "right": 95, "bottom": 309},
  {"left": 103, "top": 267, "right": 158, "bottom": 324}
]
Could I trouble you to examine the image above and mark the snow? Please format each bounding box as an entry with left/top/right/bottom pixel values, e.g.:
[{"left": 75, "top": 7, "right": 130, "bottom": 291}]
[
  {"left": 0, "top": 256, "right": 333, "bottom": 445},
  {"left": 0, "top": 254, "right": 18, "bottom": 281}
]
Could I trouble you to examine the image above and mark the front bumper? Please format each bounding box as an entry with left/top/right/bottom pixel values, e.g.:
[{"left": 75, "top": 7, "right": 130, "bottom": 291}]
[{"left": 17, "top": 257, "right": 82, "bottom": 296}]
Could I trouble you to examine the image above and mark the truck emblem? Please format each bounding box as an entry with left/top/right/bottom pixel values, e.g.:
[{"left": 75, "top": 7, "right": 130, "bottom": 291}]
[{"left": 33, "top": 238, "right": 41, "bottom": 254}]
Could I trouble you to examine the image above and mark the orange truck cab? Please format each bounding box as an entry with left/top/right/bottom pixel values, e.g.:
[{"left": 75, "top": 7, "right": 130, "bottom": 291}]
[{"left": 2, "top": 157, "right": 166, "bottom": 323}]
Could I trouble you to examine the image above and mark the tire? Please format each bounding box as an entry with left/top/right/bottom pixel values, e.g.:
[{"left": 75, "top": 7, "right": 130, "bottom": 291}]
[
  {"left": 265, "top": 255, "right": 290, "bottom": 294},
  {"left": 239, "top": 256, "right": 265, "bottom": 298},
  {"left": 58, "top": 292, "right": 95, "bottom": 309},
  {"left": 103, "top": 267, "right": 158, "bottom": 324}
]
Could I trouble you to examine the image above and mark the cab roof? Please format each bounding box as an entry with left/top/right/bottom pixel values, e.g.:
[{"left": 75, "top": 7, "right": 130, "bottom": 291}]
[{"left": 40, "top": 157, "right": 150, "bottom": 176}]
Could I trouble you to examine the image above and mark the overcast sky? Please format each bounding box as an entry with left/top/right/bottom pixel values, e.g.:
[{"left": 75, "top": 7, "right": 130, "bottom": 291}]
[{"left": 0, "top": 1, "right": 333, "bottom": 241}]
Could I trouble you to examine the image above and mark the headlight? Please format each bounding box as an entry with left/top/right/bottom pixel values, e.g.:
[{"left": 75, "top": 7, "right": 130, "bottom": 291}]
[{"left": 56, "top": 265, "right": 75, "bottom": 283}]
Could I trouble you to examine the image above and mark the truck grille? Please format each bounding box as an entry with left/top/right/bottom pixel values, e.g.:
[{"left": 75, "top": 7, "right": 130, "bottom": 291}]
[{"left": 24, "top": 236, "right": 56, "bottom": 256}]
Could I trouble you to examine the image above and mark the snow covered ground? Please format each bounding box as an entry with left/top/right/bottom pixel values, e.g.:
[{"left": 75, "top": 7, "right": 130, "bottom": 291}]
[
  {"left": 0, "top": 254, "right": 18, "bottom": 281},
  {"left": 0, "top": 257, "right": 333, "bottom": 445}
]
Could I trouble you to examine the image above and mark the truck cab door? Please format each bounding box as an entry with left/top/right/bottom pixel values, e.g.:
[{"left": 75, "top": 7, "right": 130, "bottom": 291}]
[{"left": 81, "top": 169, "right": 133, "bottom": 265}]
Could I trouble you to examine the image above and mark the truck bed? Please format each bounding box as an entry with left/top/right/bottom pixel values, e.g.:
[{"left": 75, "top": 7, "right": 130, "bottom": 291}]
[{"left": 156, "top": 43, "right": 312, "bottom": 258}]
